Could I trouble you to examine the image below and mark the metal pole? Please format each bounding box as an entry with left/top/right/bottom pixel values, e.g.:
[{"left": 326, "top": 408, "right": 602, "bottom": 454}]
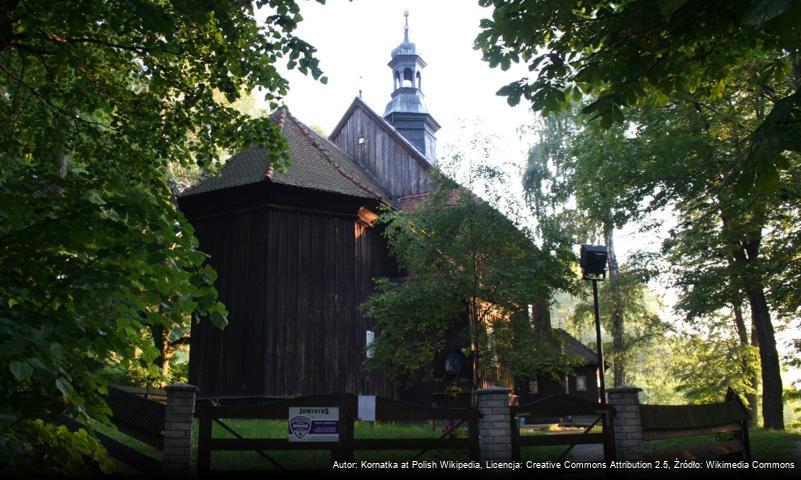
[{"left": 592, "top": 279, "right": 606, "bottom": 404}]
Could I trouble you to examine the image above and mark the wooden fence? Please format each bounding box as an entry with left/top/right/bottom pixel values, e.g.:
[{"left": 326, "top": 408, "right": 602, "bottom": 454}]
[
  {"left": 196, "top": 393, "right": 479, "bottom": 474},
  {"left": 641, "top": 389, "right": 751, "bottom": 461},
  {"left": 510, "top": 393, "right": 615, "bottom": 462},
  {"left": 59, "top": 386, "right": 166, "bottom": 474}
]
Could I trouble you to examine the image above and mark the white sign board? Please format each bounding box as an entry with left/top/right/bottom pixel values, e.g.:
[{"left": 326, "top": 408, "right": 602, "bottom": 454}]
[
  {"left": 288, "top": 407, "right": 339, "bottom": 442},
  {"left": 358, "top": 395, "right": 376, "bottom": 422}
]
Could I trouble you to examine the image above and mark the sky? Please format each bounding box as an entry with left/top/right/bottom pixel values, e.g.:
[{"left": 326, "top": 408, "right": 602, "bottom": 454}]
[
  {"left": 259, "top": 0, "right": 798, "bottom": 385},
  {"left": 267, "top": 0, "right": 534, "bottom": 142}
]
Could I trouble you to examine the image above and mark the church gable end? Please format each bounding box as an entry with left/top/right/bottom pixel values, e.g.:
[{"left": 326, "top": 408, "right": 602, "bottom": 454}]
[{"left": 330, "top": 98, "right": 437, "bottom": 200}]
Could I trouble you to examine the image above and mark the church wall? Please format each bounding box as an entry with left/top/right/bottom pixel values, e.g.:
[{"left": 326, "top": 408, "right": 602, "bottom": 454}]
[
  {"left": 186, "top": 197, "right": 397, "bottom": 399},
  {"left": 331, "top": 107, "right": 437, "bottom": 199}
]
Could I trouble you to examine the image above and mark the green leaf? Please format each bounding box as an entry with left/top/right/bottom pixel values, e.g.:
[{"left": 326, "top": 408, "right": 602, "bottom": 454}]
[
  {"left": 56, "top": 378, "right": 75, "bottom": 398},
  {"left": 9, "top": 361, "right": 33, "bottom": 381},
  {"left": 742, "top": 0, "right": 793, "bottom": 26},
  {"left": 658, "top": 0, "right": 687, "bottom": 18}
]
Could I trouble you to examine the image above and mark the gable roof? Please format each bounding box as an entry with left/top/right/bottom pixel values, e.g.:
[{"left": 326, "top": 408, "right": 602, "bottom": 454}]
[
  {"left": 553, "top": 328, "right": 599, "bottom": 365},
  {"left": 329, "top": 96, "right": 434, "bottom": 170},
  {"left": 181, "top": 109, "right": 389, "bottom": 200}
]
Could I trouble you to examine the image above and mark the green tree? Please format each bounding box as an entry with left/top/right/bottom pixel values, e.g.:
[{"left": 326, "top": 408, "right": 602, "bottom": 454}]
[
  {"left": 1, "top": 0, "right": 326, "bottom": 472},
  {"left": 362, "top": 173, "right": 574, "bottom": 404},
  {"left": 523, "top": 109, "right": 647, "bottom": 387},
  {"left": 570, "top": 268, "right": 669, "bottom": 391},
  {"left": 630, "top": 83, "right": 799, "bottom": 429},
  {"left": 475, "top": 0, "right": 801, "bottom": 192},
  {"left": 671, "top": 315, "right": 760, "bottom": 405},
  {"left": 522, "top": 56, "right": 797, "bottom": 428}
]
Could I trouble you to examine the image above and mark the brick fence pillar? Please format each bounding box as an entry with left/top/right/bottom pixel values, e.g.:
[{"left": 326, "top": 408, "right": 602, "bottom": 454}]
[
  {"left": 163, "top": 383, "right": 198, "bottom": 476},
  {"left": 478, "top": 387, "right": 512, "bottom": 462},
  {"left": 607, "top": 386, "right": 644, "bottom": 461}
]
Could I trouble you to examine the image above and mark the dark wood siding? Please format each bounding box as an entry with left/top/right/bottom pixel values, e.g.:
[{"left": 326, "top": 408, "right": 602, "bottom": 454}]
[
  {"left": 331, "top": 106, "right": 436, "bottom": 199},
  {"left": 186, "top": 194, "right": 397, "bottom": 399}
]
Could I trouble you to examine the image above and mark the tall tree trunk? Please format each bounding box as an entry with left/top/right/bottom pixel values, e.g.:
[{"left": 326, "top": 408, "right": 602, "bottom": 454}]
[
  {"left": 150, "top": 324, "right": 172, "bottom": 384},
  {"left": 744, "top": 283, "right": 784, "bottom": 429},
  {"left": 604, "top": 225, "right": 625, "bottom": 387},
  {"left": 468, "top": 298, "right": 480, "bottom": 407},
  {"left": 750, "top": 318, "right": 760, "bottom": 428},
  {"left": 733, "top": 240, "right": 784, "bottom": 429},
  {"left": 732, "top": 301, "right": 758, "bottom": 427},
  {"left": 532, "top": 297, "right": 551, "bottom": 333}
]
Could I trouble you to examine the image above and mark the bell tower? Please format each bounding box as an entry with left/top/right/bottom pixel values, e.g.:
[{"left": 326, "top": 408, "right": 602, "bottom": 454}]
[{"left": 383, "top": 11, "right": 440, "bottom": 164}]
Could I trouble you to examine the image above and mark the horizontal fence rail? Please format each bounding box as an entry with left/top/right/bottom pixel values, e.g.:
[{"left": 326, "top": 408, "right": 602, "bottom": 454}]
[
  {"left": 641, "top": 388, "right": 751, "bottom": 462},
  {"left": 196, "top": 393, "right": 479, "bottom": 474}
]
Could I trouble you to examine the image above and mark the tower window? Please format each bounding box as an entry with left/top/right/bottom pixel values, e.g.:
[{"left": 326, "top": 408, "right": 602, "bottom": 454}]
[
  {"left": 403, "top": 67, "right": 414, "bottom": 87},
  {"left": 416, "top": 71, "right": 421, "bottom": 90},
  {"left": 394, "top": 70, "right": 400, "bottom": 90}
]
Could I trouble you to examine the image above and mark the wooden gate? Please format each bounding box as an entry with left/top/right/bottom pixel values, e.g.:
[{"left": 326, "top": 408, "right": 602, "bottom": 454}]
[
  {"left": 197, "top": 393, "right": 479, "bottom": 474},
  {"left": 510, "top": 393, "right": 614, "bottom": 462}
]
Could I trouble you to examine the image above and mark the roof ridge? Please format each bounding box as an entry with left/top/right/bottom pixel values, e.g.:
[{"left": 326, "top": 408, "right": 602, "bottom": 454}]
[
  {"left": 284, "top": 110, "right": 385, "bottom": 201},
  {"left": 263, "top": 108, "right": 291, "bottom": 180}
]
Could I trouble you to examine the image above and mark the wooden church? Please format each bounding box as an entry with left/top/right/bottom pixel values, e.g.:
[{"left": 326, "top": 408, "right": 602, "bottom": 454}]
[{"left": 179, "top": 15, "right": 602, "bottom": 404}]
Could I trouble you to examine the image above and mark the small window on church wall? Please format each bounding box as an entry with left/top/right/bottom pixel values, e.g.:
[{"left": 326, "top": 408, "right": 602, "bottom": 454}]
[
  {"left": 402, "top": 67, "right": 414, "bottom": 87},
  {"left": 576, "top": 375, "right": 587, "bottom": 392},
  {"left": 528, "top": 379, "right": 538, "bottom": 394},
  {"left": 366, "top": 330, "right": 375, "bottom": 359}
]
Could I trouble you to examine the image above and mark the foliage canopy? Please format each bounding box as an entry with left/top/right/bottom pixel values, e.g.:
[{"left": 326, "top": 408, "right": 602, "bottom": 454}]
[
  {"left": 1, "top": 0, "right": 325, "bottom": 472},
  {"left": 476, "top": 0, "right": 801, "bottom": 192}
]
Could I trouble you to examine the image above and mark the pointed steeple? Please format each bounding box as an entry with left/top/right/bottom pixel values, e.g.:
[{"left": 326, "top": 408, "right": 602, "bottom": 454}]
[
  {"left": 403, "top": 9, "right": 410, "bottom": 43},
  {"left": 383, "top": 11, "right": 440, "bottom": 164}
]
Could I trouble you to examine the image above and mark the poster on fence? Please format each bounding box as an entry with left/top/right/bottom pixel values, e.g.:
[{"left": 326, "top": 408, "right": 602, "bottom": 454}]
[{"left": 288, "top": 406, "right": 339, "bottom": 442}]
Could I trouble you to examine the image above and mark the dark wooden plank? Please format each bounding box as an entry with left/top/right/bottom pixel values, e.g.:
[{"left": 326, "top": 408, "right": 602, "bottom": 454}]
[
  {"left": 112, "top": 422, "right": 163, "bottom": 450},
  {"left": 206, "top": 394, "right": 355, "bottom": 419},
  {"left": 198, "top": 405, "right": 213, "bottom": 474},
  {"left": 106, "top": 386, "right": 166, "bottom": 446},
  {"left": 518, "top": 433, "right": 606, "bottom": 447},
  {"left": 645, "top": 439, "right": 744, "bottom": 461},
  {"left": 207, "top": 437, "right": 472, "bottom": 452},
  {"left": 264, "top": 208, "right": 278, "bottom": 396},
  {"left": 98, "top": 430, "right": 161, "bottom": 475},
  {"left": 375, "top": 396, "right": 477, "bottom": 421},
  {"left": 513, "top": 393, "right": 608, "bottom": 418},
  {"left": 209, "top": 438, "right": 338, "bottom": 451},
  {"left": 640, "top": 402, "right": 749, "bottom": 430},
  {"left": 642, "top": 423, "right": 742, "bottom": 441},
  {"left": 352, "top": 438, "right": 472, "bottom": 450}
]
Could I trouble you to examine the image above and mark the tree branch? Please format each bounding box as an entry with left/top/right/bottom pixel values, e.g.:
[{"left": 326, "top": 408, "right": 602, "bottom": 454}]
[{"left": 0, "top": 63, "right": 111, "bottom": 129}]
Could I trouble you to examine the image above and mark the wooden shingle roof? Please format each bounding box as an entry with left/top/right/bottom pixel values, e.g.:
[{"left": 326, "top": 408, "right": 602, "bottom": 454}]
[
  {"left": 182, "top": 109, "right": 389, "bottom": 200},
  {"left": 553, "top": 328, "right": 600, "bottom": 365}
]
